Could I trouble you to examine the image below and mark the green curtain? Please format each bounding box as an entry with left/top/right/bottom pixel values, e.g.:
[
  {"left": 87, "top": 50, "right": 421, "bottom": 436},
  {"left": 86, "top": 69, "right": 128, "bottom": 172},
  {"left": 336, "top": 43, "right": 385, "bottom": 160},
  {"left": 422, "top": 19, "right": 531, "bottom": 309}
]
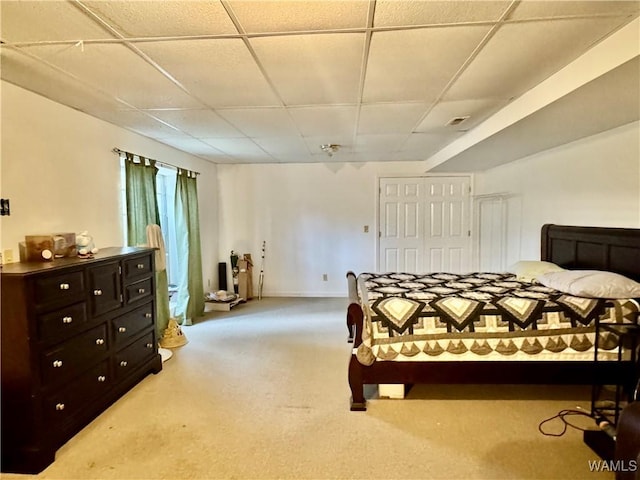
[
  {"left": 124, "top": 154, "right": 170, "bottom": 337},
  {"left": 125, "top": 154, "right": 160, "bottom": 246},
  {"left": 174, "top": 169, "right": 204, "bottom": 326}
]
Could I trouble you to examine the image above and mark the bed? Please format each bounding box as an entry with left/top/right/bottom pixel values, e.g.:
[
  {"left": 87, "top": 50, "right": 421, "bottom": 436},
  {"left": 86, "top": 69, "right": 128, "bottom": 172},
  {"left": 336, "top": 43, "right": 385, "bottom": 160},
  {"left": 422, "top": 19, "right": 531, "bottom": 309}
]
[{"left": 346, "top": 224, "right": 640, "bottom": 411}]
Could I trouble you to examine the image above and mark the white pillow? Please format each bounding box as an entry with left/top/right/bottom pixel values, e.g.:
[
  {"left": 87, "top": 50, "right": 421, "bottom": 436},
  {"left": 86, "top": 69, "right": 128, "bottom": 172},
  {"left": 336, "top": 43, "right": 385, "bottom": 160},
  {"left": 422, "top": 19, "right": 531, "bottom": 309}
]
[
  {"left": 537, "top": 270, "right": 640, "bottom": 299},
  {"left": 507, "top": 260, "right": 566, "bottom": 283}
]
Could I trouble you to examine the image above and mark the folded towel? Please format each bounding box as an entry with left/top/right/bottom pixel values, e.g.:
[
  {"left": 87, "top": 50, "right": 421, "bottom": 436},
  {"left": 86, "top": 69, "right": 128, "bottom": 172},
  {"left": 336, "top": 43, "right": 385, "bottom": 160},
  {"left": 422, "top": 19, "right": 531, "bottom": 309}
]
[{"left": 146, "top": 224, "right": 166, "bottom": 272}]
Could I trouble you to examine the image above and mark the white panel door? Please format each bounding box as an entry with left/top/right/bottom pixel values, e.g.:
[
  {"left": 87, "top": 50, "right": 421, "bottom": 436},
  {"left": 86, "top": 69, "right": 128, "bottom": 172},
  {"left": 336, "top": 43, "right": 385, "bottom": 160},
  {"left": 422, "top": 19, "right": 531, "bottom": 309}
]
[
  {"left": 379, "top": 176, "right": 471, "bottom": 274},
  {"left": 379, "top": 178, "right": 423, "bottom": 273}
]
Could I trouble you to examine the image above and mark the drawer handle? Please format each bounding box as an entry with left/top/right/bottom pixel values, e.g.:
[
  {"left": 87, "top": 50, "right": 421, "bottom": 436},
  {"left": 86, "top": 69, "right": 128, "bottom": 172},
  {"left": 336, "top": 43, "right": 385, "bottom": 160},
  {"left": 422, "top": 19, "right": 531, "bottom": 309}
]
[
  {"left": 120, "top": 361, "right": 128, "bottom": 367},
  {"left": 55, "top": 403, "right": 65, "bottom": 411},
  {"left": 146, "top": 343, "right": 154, "bottom": 349},
  {"left": 97, "top": 375, "right": 106, "bottom": 382},
  {"left": 118, "top": 327, "right": 127, "bottom": 333},
  {"left": 95, "top": 338, "right": 105, "bottom": 345},
  {"left": 138, "top": 288, "right": 145, "bottom": 294},
  {"left": 52, "top": 360, "right": 63, "bottom": 368},
  {"left": 59, "top": 283, "right": 70, "bottom": 290},
  {"left": 145, "top": 313, "right": 152, "bottom": 318},
  {"left": 94, "top": 289, "right": 103, "bottom": 296},
  {"left": 137, "top": 263, "right": 145, "bottom": 269},
  {"left": 62, "top": 316, "right": 73, "bottom": 324}
]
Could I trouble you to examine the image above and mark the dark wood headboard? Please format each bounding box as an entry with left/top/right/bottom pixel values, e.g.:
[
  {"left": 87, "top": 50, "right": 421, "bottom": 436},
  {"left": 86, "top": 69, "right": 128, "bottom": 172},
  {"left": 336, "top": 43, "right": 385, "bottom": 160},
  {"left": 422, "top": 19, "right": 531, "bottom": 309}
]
[{"left": 541, "top": 224, "right": 640, "bottom": 282}]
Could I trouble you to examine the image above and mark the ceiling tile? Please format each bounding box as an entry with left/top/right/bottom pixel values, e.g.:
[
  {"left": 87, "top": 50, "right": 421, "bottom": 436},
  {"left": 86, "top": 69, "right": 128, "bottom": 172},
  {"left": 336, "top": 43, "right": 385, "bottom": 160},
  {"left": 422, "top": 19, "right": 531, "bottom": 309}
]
[
  {"left": 288, "top": 106, "right": 358, "bottom": 137},
  {"left": 82, "top": 1, "right": 238, "bottom": 37},
  {"left": 363, "top": 26, "right": 491, "bottom": 103},
  {"left": 415, "top": 99, "right": 506, "bottom": 133},
  {"left": 445, "top": 17, "right": 635, "bottom": 102},
  {"left": 354, "top": 134, "right": 407, "bottom": 153},
  {"left": 138, "top": 39, "right": 281, "bottom": 107},
  {"left": 216, "top": 108, "right": 300, "bottom": 136},
  {"left": 18, "top": 43, "right": 201, "bottom": 109},
  {"left": 147, "top": 109, "right": 244, "bottom": 138},
  {"left": 374, "top": 0, "right": 512, "bottom": 27},
  {"left": 251, "top": 136, "right": 310, "bottom": 155},
  {"left": 158, "top": 137, "right": 228, "bottom": 156},
  {"left": 510, "top": 1, "right": 640, "bottom": 20},
  {"left": 250, "top": 33, "right": 365, "bottom": 105},
  {"left": 94, "top": 110, "right": 184, "bottom": 138},
  {"left": 227, "top": 0, "right": 370, "bottom": 33},
  {"left": 400, "top": 132, "right": 462, "bottom": 155},
  {"left": 358, "top": 103, "right": 428, "bottom": 134},
  {"left": 200, "top": 138, "right": 272, "bottom": 159},
  {"left": 0, "top": 47, "right": 127, "bottom": 114},
  {"left": 1, "top": 1, "right": 115, "bottom": 43}
]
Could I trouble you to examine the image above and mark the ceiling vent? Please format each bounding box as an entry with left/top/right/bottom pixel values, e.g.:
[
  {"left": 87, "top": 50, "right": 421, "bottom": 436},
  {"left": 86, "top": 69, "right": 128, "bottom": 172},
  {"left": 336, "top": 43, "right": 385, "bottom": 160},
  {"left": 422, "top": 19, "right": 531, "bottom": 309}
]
[{"left": 446, "top": 116, "right": 470, "bottom": 127}]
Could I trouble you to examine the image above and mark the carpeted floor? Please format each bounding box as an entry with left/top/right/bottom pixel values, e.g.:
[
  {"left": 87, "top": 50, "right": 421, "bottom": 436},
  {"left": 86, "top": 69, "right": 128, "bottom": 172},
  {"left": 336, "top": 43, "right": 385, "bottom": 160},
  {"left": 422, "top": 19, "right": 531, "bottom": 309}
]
[{"left": 5, "top": 297, "right": 613, "bottom": 479}]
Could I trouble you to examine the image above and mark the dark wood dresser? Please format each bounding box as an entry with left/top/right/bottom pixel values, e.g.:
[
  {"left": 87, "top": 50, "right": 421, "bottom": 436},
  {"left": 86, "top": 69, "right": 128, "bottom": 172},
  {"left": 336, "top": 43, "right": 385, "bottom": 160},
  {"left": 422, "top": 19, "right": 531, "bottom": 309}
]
[{"left": 1, "top": 247, "right": 163, "bottom": 473}]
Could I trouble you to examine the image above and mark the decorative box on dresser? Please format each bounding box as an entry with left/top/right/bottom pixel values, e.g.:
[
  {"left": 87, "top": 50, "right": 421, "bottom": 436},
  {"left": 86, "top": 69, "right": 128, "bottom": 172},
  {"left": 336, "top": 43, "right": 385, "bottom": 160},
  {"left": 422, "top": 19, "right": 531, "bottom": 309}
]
[{"left": 1, "top": 247, "right": 163, "bottom": 474}]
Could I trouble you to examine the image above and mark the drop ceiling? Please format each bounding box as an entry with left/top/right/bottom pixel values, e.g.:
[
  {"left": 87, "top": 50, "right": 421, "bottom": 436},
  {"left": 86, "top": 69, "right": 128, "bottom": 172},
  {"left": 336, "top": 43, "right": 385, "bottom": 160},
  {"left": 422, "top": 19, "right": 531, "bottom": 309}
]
[{"left": 1, "top": 0, "right": 638, "bottom": 168}]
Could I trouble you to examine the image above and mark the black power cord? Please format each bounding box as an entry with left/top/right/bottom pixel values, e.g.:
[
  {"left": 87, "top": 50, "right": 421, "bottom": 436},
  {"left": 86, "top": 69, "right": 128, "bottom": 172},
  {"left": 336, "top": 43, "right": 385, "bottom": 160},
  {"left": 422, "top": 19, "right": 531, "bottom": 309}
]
[{"left": 538, "top": 408, "right": 596, "bottom": 437}]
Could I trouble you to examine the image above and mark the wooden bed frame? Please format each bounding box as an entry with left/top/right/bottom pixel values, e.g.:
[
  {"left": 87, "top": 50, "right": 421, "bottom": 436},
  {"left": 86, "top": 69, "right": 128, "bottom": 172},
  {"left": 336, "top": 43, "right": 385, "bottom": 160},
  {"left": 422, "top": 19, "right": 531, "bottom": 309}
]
[{"left": 346, "top": 224, "right": 640, "bottom": 411}]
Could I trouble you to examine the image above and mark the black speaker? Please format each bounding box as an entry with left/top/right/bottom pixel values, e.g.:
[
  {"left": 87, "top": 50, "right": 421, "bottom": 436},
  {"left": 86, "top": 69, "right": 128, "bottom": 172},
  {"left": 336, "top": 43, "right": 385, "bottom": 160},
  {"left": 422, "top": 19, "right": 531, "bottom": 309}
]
[{"left": 218, "top": 262, "right": 227, "bottom": 291}]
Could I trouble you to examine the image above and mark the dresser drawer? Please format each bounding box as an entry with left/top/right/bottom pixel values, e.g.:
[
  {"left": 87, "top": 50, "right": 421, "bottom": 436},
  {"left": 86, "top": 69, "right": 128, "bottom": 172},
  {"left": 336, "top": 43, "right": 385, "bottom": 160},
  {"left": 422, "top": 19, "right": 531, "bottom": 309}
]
[
  {"left": 41, "top": 324, "right": 108, "bottom": 389},
  {"left": 114, "top": 331, "right": 156, "bottom": 380},
  {"left": 123, "top": 254, "right": 152, "bottom": 281},
  {"left": 125, "top": 278, "right": 153, "bottom": 305},
  {"left": 112, "top": 302, "right": 154, "bottom": 346},
  {"left": 34, "top": 270, "right": 85, "bottom": 308},
  {"left": 43, "top": 360, "right": 111, "bottom": 427},
  {"left": 37, "top": 302, "right": 88, "bottom": 341}
]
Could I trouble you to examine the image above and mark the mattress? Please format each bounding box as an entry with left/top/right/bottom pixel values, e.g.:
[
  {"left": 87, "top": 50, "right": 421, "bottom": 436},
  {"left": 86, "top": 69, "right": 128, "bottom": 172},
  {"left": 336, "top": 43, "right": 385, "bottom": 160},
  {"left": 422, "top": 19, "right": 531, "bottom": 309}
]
[{"left": 355, "top": 272, "right": 639, "bottom": 366}]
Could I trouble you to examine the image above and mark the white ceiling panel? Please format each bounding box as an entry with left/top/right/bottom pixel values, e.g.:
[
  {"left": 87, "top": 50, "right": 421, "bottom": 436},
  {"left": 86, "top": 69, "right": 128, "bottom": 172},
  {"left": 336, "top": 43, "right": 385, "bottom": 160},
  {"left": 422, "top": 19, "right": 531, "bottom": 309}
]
[
  {"left": 415, "top": 99, "right": 506, "bottom": 132},
  {"left": 400, "top": 132, "right": 462, "bottom": 155},
  {"left": 94, "top": 110, "right": 183, "bottom": 138},
  {"left": 0, "top": 47, "right": 127, "bottom": 114},
  {"left": 252, "top": 136, "right": 310, "bottom": 155},
  {"left": 288, "top": 106, "right": 358, "bottom": 137},
  {"left": 227, "top": 0, "right": 370, "bottom": 33},
  {"left": 2, "top": 1, "right": 637, "bottom": 166},
  {"left": 158, "top": 137, "right": 229, "bottom": 157},
  {"left": 363, "top": 26, "right": 492, "bottom": 103},
  {"left": 358, "top": 102, "right": 428, "bottom": 134},
  {"left": 445, "top": 16, "right": 634, "bottom": 102},
  {"left": 82, "top": 1, "right": 238, "bottom": 38},
  {"left": 148, "top": 109, "right": 244, "bottom": 138},
  {"left": 251, "top": 33, "right": 365, "bottom": 105},
  {"left": 354, "top": 134, "right": 407, "bottom": 153},
  {"left": 0, "top": 1, "right": 114, "bottom": 43},
  {"left": 138, "top": 39, "right": 281, "bottom": 107},
  {"left": 510, "top": 0, "right": 640, "bottom": 21},
  {"left": 19, "top": 43, "right": 201, "bottom": 109},
  {"left": 216, "top": 108, "right": 300, "bottom": 137},
  {"left": 374, "top": 0, "right": 511, "bottom": 27},
  {"left": 200, "top": 138, "right": 271, "bottom": 158}
]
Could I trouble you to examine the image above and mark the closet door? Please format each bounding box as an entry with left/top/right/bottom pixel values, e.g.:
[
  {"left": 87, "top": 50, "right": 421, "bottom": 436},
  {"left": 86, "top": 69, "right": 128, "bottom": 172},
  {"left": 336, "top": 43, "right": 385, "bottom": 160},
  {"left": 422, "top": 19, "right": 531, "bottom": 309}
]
[
  {"left": 379, "top": 178, "right": 423, "bottom": 273},
  {"left": 379, "top": 176, "right": 471, "bottom": 273}
]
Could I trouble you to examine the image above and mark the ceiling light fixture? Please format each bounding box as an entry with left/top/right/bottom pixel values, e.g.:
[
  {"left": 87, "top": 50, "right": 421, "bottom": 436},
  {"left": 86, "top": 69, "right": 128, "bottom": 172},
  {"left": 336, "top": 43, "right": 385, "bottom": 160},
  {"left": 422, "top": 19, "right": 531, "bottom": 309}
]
[{"left": 320, "top": 144, "right": 340, "bottom": 157}]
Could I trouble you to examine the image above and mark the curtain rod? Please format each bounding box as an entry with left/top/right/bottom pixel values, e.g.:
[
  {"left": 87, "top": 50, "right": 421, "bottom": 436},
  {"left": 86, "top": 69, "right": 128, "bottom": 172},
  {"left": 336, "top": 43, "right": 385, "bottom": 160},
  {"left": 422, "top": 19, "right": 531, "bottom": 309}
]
[{"left": 112, "top": 148, "right": 200, "bottom": 175}]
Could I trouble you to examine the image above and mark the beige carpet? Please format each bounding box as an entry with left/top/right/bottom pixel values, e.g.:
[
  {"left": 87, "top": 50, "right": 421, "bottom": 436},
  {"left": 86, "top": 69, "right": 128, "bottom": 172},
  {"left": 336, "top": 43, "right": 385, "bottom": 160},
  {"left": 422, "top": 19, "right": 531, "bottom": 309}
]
[{"left": 5, "top": 297, "right": 613, "bottom": 480}]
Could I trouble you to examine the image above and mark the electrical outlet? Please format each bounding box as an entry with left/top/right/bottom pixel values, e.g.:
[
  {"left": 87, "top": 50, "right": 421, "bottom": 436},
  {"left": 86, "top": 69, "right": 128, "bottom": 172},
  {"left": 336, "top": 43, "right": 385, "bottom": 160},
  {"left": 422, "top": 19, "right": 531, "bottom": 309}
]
[
  {"left": 364, "top": 225, "right": 369, "bottom": 233},
  {"left": 208, "top": 279, "right": 211, "bottom": 287},
  {"left": 3, "top": 249, "right": 14, "bottom": 264},
  {"left": 322, "top": 274, "right": 328, "bottom": 281}
]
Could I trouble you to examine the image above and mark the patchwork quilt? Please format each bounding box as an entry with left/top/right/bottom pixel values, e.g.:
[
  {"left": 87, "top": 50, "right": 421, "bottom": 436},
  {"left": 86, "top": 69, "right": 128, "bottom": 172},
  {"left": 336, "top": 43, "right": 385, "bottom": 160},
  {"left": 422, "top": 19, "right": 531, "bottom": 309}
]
[{"left": 355, "top": 272, "right": 640, "bottom": 366}]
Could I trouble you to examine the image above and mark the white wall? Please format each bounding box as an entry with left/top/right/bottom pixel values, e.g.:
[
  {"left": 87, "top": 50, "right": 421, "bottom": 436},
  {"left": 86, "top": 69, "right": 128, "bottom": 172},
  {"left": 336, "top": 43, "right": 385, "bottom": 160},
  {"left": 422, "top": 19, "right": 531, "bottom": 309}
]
[
  {"left": 217, "top": 161, "right": 428, "bottom": 296},
  {"left": 474, "top": 121, "right": 640, "bottom": 265},
  {"left": 0, "top": 81, "right": 219, "bottom": 288}
]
